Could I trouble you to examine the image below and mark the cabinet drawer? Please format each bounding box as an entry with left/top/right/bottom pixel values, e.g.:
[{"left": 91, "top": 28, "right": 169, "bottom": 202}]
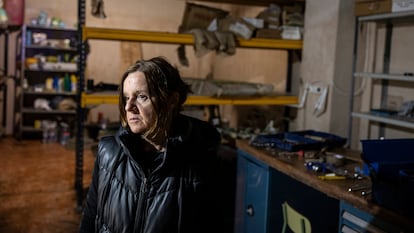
[{"left": 339, "top": 201, "right": 400, "bottom": 233}]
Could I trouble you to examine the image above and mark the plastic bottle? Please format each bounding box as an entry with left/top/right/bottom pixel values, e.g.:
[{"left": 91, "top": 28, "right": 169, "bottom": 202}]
[
  {"left": 63, "top": 73, "right": 71, "bottom": 92},
  {"left": 53, "top": 76, "right": 59, "bottom": 91},
  {"left": 97, "top": 112, "right": 106, "bottom": 129},
  {"left": 208, "top": 105, "right": 221, "bottom": 128},
  {"left": 70, "top": 74, "right": 77, "bottom": 92},
  {"left": 60, "top": 122, "right": 70, "bottom": 145}
]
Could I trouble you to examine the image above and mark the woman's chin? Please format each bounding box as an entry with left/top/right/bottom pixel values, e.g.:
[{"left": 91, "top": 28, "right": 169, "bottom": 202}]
[{"left": 128, "top": 125, "right": 146, "bottom": 134}]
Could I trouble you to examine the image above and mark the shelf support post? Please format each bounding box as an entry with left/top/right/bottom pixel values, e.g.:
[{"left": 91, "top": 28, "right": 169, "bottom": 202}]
[{"left": 75, "top": 0, "right": 86, "bottom": 211}]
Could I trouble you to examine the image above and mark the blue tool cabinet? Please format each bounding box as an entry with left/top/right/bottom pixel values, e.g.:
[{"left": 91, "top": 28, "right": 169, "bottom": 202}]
[
  {"left": 234, "top": 149, "right": 339, "bottom": 233},
  {"left": 234, "top": 149, "right": 273, "bottom": 233}
]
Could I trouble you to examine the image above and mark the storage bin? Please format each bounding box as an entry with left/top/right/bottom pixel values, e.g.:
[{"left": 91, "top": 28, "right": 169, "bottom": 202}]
[
  {"left": 361, "top": 138, "right": 414, "bottom": 216},
  {"left": 250, "top": 130, "right": 346, "bottom": 152},
  {"left": 5, "top": 0, "right": 25, "bottom": 25}
]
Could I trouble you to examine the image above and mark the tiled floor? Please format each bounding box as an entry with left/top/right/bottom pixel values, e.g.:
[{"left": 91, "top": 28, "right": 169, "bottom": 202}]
[{"left": 0, "top": 137, "right": 95, "bottom": 233}]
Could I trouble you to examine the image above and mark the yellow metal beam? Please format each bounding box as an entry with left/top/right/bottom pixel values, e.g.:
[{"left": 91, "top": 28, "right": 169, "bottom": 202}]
[
  {"left": 82, "top": 27, "right": 194, "bottom": 45},
  {"left": 186, "top": 95, "right": 298, "bottom": 105},
  {"left": 81, "top": 92, "right": 119, "bottom": 107},
  {"left": 82, "top": 93, "right": 298, "bottom": 108},
  {"left": 82, "top": 27, "right": 303, "bottom": 50},
  {"left": 237, "top": 37, "right": 302, "bottom": 50}
]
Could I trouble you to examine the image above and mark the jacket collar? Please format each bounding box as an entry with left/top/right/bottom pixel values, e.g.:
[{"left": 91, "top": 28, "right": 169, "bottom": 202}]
[{"left": 116, "top": 114, "right": 192, "bottom": 148}]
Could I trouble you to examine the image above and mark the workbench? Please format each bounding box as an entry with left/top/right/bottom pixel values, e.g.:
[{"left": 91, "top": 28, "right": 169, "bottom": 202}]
[{"left": 235, "top": 139, "right": 414, "bottom": 233}]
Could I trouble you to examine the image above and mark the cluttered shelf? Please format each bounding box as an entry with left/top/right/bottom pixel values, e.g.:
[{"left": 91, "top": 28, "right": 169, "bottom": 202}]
[
  {"left": 80, "top": 27, "right": 302, "bottom": 107},
  {"left": 82, "top": 27, "right": 303, "bottom": 50},
  {"left": 352, "top": 112, "right": 414, "bottom": 129}
]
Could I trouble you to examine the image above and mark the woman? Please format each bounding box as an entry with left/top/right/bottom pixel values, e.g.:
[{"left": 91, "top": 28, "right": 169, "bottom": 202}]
[{"left": 79, "top": 57, "right": 221, "bottom": 233}]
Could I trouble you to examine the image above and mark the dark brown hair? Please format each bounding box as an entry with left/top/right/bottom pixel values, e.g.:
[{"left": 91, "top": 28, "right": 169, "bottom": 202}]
[{"left": 119, "top": 56, "right": 192, "bottom": 138}]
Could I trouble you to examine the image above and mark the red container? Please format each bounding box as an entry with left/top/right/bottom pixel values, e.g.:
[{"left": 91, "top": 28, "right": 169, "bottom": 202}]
[{"left": 5, "top": 0, "right": 24, "bottom": 25}]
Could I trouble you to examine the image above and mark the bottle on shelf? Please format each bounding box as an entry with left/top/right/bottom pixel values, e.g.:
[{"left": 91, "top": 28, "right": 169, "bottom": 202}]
[{"left": 208, "top": 105, "right": 221, "bottom": 128}]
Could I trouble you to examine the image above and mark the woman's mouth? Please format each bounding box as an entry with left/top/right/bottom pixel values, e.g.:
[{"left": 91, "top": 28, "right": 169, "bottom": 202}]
[{"left": 129, "top": 117, "right": 141, "bottom": 123}]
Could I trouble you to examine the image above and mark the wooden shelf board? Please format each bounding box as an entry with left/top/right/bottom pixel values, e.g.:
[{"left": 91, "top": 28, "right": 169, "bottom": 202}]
[
  {"left": 82, "top": 93, "right": 298, "bottom": 107},
  {"left": 82, "top": 27, "right": 303, "bottom": 50}
]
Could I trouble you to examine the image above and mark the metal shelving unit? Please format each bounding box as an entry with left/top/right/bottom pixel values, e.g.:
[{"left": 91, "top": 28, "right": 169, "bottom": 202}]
[
  {"left": 79, "top": 27, "right": 302, "bottom": 109},
  {"left": 348, "top": 10, "right": 414, "bottom": 146},
  {"left": 14, "top": 25, "right": 79, "bottom": 140}
]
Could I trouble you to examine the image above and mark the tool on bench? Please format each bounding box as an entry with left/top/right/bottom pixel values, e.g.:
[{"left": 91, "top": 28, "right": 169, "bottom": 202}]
[
  {"left": 348, "top": 184, "right": 370, "bottom": 192},
  {"left": 318, "top": 173, "right": 346, "bottom": 180}
]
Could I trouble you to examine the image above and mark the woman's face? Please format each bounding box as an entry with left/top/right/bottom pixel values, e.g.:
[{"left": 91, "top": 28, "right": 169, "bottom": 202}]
[{"left": 123, "top": 71, "right": 156, "bottom": 134}]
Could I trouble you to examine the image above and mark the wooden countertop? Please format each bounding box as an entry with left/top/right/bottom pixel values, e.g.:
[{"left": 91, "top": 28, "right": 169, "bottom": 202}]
[{"left": 236, "top": 139, "right": 414, "bottom": 230}]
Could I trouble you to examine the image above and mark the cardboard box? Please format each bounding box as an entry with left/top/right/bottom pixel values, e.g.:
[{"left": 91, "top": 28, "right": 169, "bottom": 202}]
[
  {"left": 255, "top": 28, "right": 282, "bottom": 39},
  {"left": 392, "top": 0, "right": 414, "bottom": 12},
  {"left": 242, "top": 17, "right": 264, "bottom": 29},
  {"left": 179, "top": 3, "right": 229, "bottom": 33},
  {"left": 256, "top": 6, "right": 282, "bottom": 29},
  {"left": 218, "top": 16, "right": 256, "bottom": 39},
  {"left": 354, "top": 0, "right": 392, "bottom": 16},
  {"left": 281, "top": 26, "right": 302, "bottom": 40}
]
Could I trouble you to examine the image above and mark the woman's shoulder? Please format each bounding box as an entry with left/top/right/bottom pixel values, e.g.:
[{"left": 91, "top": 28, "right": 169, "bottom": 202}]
[
  {"left": 178, "top": 114, "right": 221, "bottom": 145},
  {"left": 98, "top": 135, "right": 119, "bottom": 149},
  {"left": 97, "top": 135, "right": 122, "bottom": 166}
]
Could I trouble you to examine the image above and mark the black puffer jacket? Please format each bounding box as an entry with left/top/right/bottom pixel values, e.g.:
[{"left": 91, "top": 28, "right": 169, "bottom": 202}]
[{"left": 79, "top": 114, "right": 221, "bottom": 233}]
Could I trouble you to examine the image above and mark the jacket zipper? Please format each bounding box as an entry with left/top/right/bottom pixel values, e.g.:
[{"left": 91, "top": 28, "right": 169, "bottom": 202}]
[{"left": 133, "top": 176, "right": 150, "bottom": 233}]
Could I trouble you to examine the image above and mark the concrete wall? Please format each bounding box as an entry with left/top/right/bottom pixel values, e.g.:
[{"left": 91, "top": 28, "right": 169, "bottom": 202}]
[{"left": 295, "top": 0, "right": 354, "bottom": 139}]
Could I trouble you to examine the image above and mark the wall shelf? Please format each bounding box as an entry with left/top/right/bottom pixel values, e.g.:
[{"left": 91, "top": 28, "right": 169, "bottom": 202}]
[
  {"left": 82, "top": 92, "right": 298, "bottom": 107},
  {"left": 81, "top": 26, "right": 301, "bottom": 109},
  {"left": 351, "top": 112, "right": 414, "bottom": 129},
  {"left": 354, "top": 72, "right": 414, "bottom": 82},
  {"left": 83, "top": 27, "right": 303, "bottom": 50}
]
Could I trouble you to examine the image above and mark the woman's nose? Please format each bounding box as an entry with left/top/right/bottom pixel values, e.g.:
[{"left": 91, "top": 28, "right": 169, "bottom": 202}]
[{"left": 125, "top": 100, "right": 137, "bottom": 111}]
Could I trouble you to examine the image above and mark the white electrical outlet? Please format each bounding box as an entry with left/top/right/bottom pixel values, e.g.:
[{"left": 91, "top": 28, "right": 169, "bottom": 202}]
[
  {"left": 313, "top": 86, "right": 328, "bottom": 117},
  {"left": 308, "top": 84, "right": 323, "bottom": 94}
]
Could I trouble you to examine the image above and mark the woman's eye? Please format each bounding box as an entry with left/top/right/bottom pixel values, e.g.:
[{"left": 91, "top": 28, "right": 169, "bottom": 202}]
[
  {"left": 138, "top": 95, "right": 148, "bottom": 100},
  {"left": 124, "top": 93, "right": 148, "bottom": 104},
  {"left": 137, "top": 94, "right": 148, "bottom": 102}
]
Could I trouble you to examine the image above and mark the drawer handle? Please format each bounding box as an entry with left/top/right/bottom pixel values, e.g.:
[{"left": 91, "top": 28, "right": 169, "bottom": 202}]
[{"left": 246, "top": 204, "right": 254, "bottom": 216}]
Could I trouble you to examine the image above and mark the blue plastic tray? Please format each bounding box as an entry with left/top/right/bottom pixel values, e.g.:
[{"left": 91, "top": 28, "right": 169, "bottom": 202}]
[{"left": 250, "top": 130, "right": 346, "bottom": 152}]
